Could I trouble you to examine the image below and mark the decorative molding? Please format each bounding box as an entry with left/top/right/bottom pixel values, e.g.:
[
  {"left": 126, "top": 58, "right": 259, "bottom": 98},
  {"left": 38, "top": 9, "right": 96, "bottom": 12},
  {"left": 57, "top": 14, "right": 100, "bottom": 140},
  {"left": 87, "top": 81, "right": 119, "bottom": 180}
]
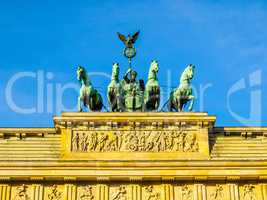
[
  {"left": 0, "top": 128, "right": 56, "bottom": 140},
  {"left": 214, "top": 127, "right": 267, "bottom": 138},
  {"left": 0, "top": 182, "right": 265, "bottom": 200}
]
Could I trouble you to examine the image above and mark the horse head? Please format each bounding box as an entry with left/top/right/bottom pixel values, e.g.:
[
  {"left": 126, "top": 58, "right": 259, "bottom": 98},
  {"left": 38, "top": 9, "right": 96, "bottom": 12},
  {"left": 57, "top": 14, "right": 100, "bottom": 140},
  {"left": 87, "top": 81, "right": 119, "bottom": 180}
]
[
  {"left": 148, "top": 60, "right": 159, "bottom": 80},
  {"left": 185, "top": 64, "right": 195, "bottom": 80},
  {"left": 77, "top": 66, "right": 86, "bottom": 83},
  {"left": 150, "top": 60, "right": 159, "bottom": 73},
  {"left": 180, "top": 64, "right": 195, "bottom": 83}
]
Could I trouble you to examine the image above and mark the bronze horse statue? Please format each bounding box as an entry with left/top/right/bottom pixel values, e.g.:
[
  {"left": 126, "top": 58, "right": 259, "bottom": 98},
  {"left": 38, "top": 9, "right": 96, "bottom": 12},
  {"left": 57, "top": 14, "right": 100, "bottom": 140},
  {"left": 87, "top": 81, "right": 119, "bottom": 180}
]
[
  {"left": 144, "top": 60, "right": 160, "bottom": 111},
  {"left": 168, "top": 64, "right": 195, "bottom": 112},
  {"left": 77, "top": 66, "right": 103, "bottom": 112}
]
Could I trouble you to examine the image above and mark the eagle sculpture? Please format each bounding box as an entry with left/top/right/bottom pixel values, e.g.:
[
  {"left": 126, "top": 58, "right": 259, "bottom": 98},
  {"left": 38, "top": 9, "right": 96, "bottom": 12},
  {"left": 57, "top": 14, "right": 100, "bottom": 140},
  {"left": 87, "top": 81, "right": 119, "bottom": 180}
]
[{"left": 117, "top": 31, "right": 140, "bottom": 48}]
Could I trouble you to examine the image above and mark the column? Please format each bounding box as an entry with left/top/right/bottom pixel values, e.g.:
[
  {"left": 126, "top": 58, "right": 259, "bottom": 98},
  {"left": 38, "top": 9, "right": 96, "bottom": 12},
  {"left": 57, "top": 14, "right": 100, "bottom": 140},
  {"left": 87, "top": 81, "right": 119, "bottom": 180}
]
[
  {"left": 163, "top": 184, "right": 174, "bottom": 200},
  {"left": 33, "top": 184, "right": 44, "bottom": 200},
  {"left": 65, "top": 184, "right": 77, "bottom": 200},
  {"left": 130, "top": 185, "right": 141, "bottom": 200},
  {"left": 228, "top": 184, "right": 240, "bottom": 200},
  {"left": 193, "top": 184, "right": 206, "bottom": 200},
  {"left": 97, "top": 184, "right": 109, "bottom": 200},
  {"left": 262, "top": 184, "right": 267, "bottom": 200},
  {"left": 0, "top": 185, "right": 11, "bottom": 200}
]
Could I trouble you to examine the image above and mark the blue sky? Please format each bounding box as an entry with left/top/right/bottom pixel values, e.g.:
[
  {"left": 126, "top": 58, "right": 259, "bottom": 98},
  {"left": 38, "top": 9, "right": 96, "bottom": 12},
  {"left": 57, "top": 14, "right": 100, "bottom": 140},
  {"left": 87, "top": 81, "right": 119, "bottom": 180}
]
[{"left": 0, "top": 0, "right": 266, "bottom": 127}]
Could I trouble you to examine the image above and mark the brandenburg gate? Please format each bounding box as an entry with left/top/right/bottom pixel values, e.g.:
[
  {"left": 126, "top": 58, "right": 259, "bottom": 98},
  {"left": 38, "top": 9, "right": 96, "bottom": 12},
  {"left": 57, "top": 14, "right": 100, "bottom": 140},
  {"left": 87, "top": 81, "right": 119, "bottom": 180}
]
[{"left": 0, "top": 32, "right": 266, "bottom": 200}]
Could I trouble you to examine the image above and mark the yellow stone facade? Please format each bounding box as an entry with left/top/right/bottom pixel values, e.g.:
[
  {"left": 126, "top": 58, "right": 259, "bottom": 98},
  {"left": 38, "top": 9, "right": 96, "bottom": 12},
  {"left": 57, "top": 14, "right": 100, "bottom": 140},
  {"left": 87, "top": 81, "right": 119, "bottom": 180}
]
[{"left": 0, "top": 112, "right": 267, "bottom": 200}]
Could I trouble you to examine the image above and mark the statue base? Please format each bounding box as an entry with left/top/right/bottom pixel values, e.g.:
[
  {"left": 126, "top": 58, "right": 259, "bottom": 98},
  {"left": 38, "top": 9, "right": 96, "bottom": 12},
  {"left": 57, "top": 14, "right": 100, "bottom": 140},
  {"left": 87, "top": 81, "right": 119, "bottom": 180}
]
[{"left": 54, "top": 112, "right": 216, "bottom": 161}]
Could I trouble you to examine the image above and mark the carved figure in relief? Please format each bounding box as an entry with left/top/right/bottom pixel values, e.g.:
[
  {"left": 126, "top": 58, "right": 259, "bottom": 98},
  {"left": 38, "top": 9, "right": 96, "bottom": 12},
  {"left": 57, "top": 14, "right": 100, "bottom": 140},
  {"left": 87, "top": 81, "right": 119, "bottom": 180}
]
[
  {"left": 184, "top": 134, "right": 198, "bottom": 152},
  {"left": 85, "top": 132, "right": 96, "bottom": 151},
  {"left": 72, "top": 133, "right": 80, "bottom": 151},
  {"left": 176, "top": 132, "right": 185, "bottom": 151},
  {"left": 210, "top": 185, "right": 223, "bottom": 200},
  {"left": 98, "top": 133, "right": 109, "bottom": 152},
  {"left": 48, "top": 185, "right": 62, "bottom": 200},
  {"left": 125, "top": 132, "right": 139, "bottom": 152},
  {"left": 79, "top": 133, "right": 89, "bottom": 152},
  {"left": 80, "top": 186, "right": 94, "bottom": 200},
  {"left": 243, "top": 185, "right": 256, "bottom": 200},
  {"left": 13, "top": 184, "right": 29, "bottom": 200},
  {"left": 181, "top": 185, "right": 192, "bottom": 200},
  {"left": 138, "top": 132, "right": 147, "bottom": 151},
  {"left": 112, "top": 186, "right": 127, "bottom": 200},
  {"left": 164, "top": 132, "right": 174, "bottom": 150},
  {"left": 155, "top": 132, "right": 168, "bottom": 152},
  {"left": 106, "top": 132, "right": 122, "bottom": 151},
  {"left": 145, "top": 186, "right": 160, "bottom": 200},
  {"left": 71, "top": 130, "right": 198, "bottom": 153}
]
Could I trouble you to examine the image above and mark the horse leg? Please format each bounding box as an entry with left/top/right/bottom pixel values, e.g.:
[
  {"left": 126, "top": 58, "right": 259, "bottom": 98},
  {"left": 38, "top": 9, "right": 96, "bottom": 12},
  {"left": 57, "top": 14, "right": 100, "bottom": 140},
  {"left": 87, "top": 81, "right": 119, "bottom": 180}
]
[
  {"left": 86, "top": 95, "right": 91, "bottom": 111},
  {"left": 168, "top": 97, "right": 173, "bottom": 112},
  {"left": 168, "top": 91, "right": 176, "bottom": 112},
  {"left": 177, "top": 97, "right": 182, "bottom": 112},
  {"left": 78, "top": 96, "right": 82, "bottom": 112},
  {"left": 87, "top": 103, "right": 91, "bottom": 112},
  {"left": 188, "top": 95, "right": 195, "bottom": 112}
]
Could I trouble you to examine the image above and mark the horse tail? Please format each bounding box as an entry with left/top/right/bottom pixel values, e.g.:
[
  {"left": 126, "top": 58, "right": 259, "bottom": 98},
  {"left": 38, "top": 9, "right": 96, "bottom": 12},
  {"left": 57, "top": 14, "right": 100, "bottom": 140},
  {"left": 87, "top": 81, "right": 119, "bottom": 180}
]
[{"left": 95, "top": 92, "right": 103, "bottom": 111}]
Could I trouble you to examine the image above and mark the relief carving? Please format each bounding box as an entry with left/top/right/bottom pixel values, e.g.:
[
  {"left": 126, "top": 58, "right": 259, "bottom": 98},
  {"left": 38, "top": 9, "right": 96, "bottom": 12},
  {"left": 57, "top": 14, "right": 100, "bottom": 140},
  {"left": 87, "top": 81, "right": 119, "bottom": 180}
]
[
  {"left": 72, "top": 133, "right": 79, "bottom": 151},
  {"left": 181, "top": 185, "right": 192, "bottom": 200},
  {"left": 71, "top": 130, "right": 198, "bottom": 153},
  {"left": 210, "top": 185, "right": 223, "bottom": 200},
  {"left": 112, "top": 186, "right": 127, "bottom": 200},
  {"left": 243, "top": 184, "right": 256, "bottom": 200},
  {"left": 145, "top": 186, "right": 160, "bottom": 200},
  {"left": 47, "top": 185, "right": 62, "bottom": 200},
  {"left": 79, "top": 186, "right": 94, "bottom": 200},
  {"left": 13, "top": 184, "right": 30, "bottom": 200}
]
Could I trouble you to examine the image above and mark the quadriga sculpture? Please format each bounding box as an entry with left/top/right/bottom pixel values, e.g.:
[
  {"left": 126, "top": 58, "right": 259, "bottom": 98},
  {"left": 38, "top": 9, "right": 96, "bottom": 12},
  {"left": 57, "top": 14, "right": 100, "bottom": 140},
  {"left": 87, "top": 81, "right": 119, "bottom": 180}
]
[
  {"left": 144, "top": 60, "right": 160, "bottom": 111},
  {"left": 77, "top": 66, "right": 103, "bottom": 112},
  {"left": 168, "top": 64, "right": 195, "bottom": 112},
  {"left": 107, "top": 63, "right": 123, "bottom": 112}
]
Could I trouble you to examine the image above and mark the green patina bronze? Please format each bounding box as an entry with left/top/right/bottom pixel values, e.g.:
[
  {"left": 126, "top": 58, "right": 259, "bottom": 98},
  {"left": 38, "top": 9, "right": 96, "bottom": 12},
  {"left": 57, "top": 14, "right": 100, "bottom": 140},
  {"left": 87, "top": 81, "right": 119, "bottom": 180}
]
[
  {"left": 107, "top": 60, "right": 160, "bottom": 112},
  {"left": 120, "top": 68, "right": 145, "bottom": 112},
  {"left": 144, "top": 60, "right": 160, "bottom": 111},
  {"left": 168, "top": 64, "right": 195, "bottom": 112},
  {"left": 107, "top": 63, "right": 123, "bottom": 112},
  {"left": 77, "top": 66, "right": 103, "bottom": 112},
  {"left": 117, "top": 31, "right": 139, "bottom": 68},
  {"left": 78, "top": 31, "right": 197, "bottom": 113}
]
